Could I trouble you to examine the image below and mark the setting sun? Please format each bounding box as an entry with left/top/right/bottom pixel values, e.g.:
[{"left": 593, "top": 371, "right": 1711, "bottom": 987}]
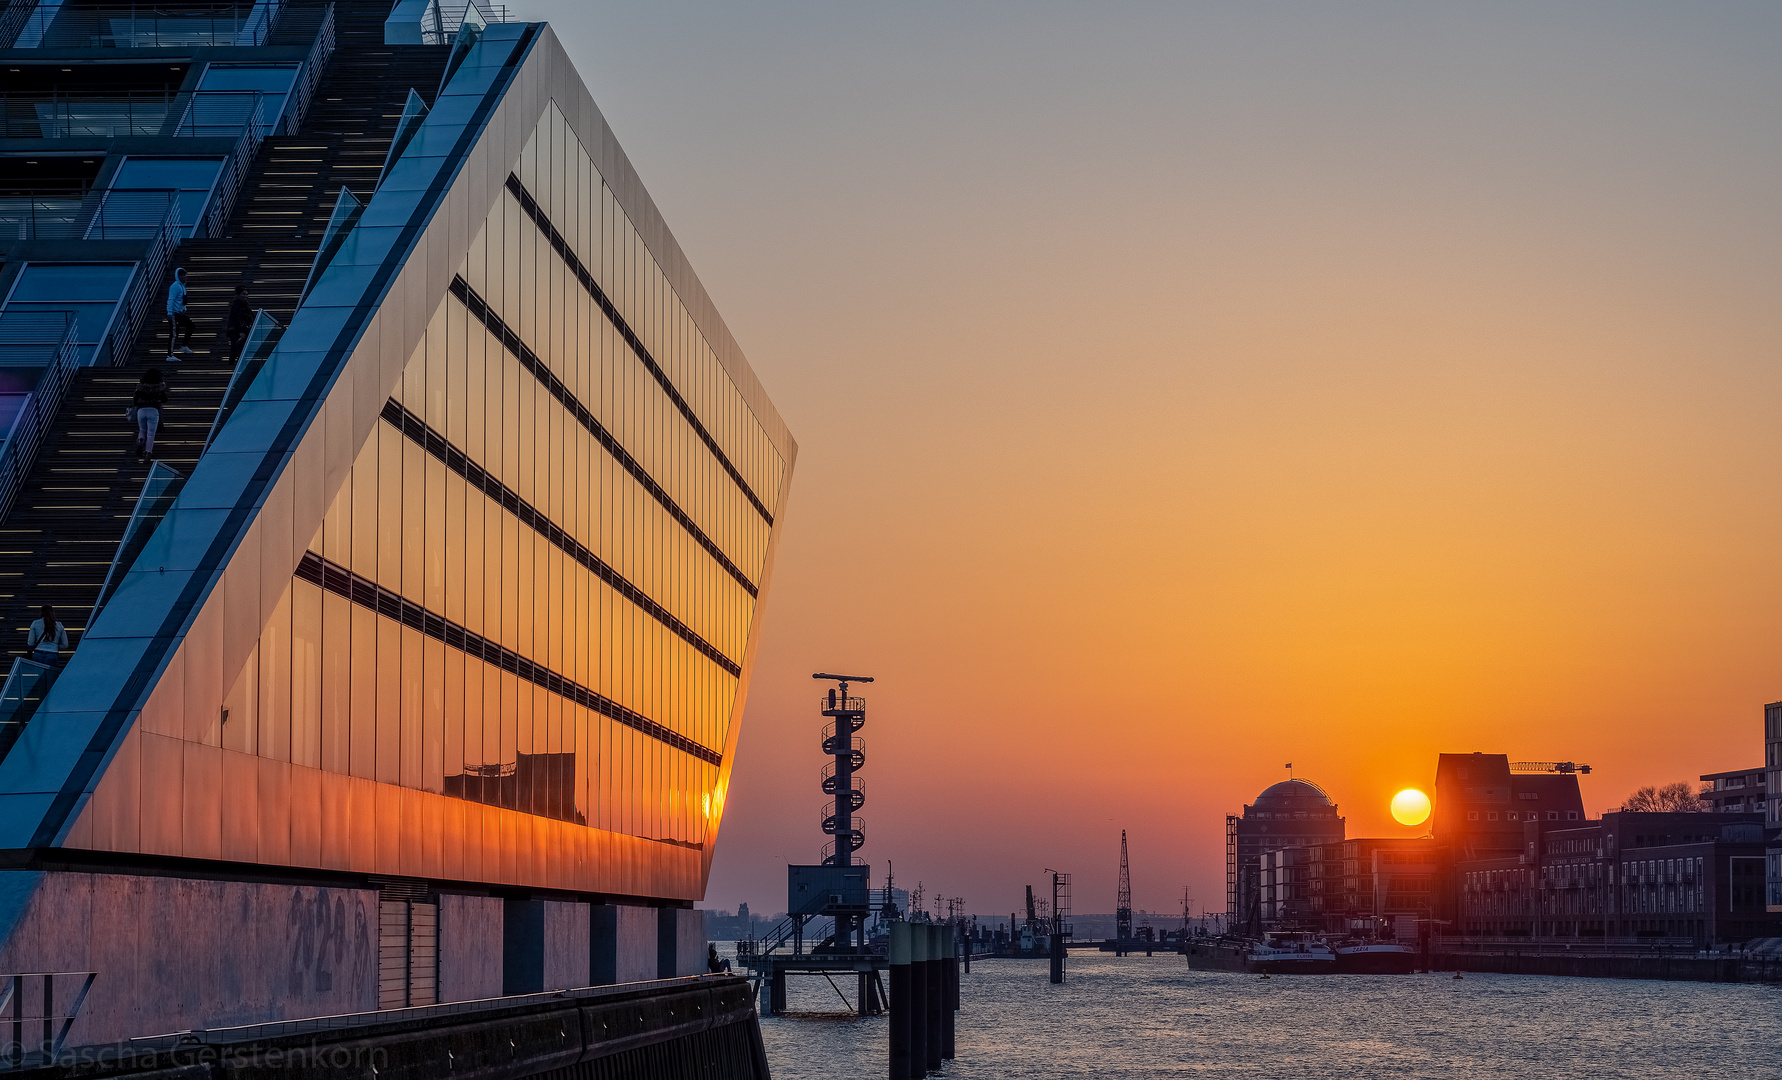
[{"left": 1390, "top": 788, "right": 1432, "bottom": 826}]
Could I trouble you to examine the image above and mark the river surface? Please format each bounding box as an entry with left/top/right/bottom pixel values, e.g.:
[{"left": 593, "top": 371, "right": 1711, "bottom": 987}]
[{"left": 756, "top": 951, "right": 1780, "bottom": 1078}]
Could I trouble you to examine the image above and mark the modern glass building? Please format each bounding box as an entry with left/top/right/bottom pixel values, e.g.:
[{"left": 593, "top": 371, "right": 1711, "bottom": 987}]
[{"left": 0, "top": 0, "right": 794, "bottom": 1049}]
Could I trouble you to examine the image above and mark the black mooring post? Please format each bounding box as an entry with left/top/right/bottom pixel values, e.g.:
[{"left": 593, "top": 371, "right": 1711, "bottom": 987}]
[
  {"left": 942, "top": 926, "right": 957, "bottom": 1060},
  {"left": 1049, "top": 932, "right": 1065, "bottom": 984},
  {"left": 770, "top": 967, "right": 787, "bottom": 1016},
  {"left": 908, "top": 925, "right": 929, "bottom": 1078},
  {"left": 933, "top": 931, "right": 948, "bottom": 1069},
  {"left": 889, "top": 923, "right": 911, "bottom": 1080}
]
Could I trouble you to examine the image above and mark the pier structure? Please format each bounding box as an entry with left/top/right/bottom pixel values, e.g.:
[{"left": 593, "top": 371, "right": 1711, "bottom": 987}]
[{"left": 737, "top": 673, "right": 894, "bottom": 1016}]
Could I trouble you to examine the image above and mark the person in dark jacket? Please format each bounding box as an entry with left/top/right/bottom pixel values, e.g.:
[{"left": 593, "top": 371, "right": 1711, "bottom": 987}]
[
  {"left": 224, "top": 285, "right": 253, "bottom": 360},
  {"left": 132, "top": 368, "right": 168, "bottom": 459}
]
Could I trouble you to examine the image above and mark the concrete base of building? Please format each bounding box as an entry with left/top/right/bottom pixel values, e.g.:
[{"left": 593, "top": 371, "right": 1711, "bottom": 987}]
[{"left": 0, "top": 868, "right": 712, "bottom": 1047}]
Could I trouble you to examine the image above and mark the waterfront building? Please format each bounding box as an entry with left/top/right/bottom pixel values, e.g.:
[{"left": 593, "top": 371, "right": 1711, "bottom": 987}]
[
  {"left": 1256, "top": 837, "right": 1436, "bottom": 937},
  {"left": 0, "top": 0, "right": 794, "bottom": 1049},
  {"left": 1767, "top": 701, "right": 1782, "bottom": 912},
  {"left": 1429, "top": 752, "right": 1587, "bottom": 928},
  {"left": 1700, "top": 766, "right": 1766, "bottom": 814},
  {"left": 1455, "top": 811, "right": 1775, "bottom": 944},
  {"left": 1226, "top": 778, "right": 1345, "bottom": 933}
]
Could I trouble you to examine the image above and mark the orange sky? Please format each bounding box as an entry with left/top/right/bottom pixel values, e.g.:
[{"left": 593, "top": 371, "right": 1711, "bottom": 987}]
[{"left": 533, "top": 1, "right": 1782, "bottom": 916}]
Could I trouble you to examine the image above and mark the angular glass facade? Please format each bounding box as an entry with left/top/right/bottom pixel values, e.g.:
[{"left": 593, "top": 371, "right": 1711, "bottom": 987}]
[
  {"left": 0, "top": 16, "right": 795, "bottom": 905},
  {"left": 216, "top": 102, "right": 785, "bottom": 849},
  {"left": 0, "top": 6, "right": 786, "bottom": 1047}
]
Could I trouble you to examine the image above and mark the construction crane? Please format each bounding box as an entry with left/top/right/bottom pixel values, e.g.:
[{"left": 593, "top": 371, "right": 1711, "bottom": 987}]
[
  {"left": 1510, "top": 761, "right": 1592, "bottom": 774},
  {"left": 1115, "top": 830, "right": 1133, "bottom": 946}
]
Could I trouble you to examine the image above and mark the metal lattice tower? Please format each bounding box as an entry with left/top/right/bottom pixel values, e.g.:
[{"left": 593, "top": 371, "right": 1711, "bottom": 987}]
[
  {"left": 814, "top": 673, "right": 872, "bottom": 867},
  {"left": 1116, "top": 830, "right": 1133, "bottom": 943}
]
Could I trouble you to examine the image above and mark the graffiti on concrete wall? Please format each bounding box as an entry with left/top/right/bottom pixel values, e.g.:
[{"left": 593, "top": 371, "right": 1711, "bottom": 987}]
[{"left": 287, "top": 889, "right": 370, "bottom": 998}]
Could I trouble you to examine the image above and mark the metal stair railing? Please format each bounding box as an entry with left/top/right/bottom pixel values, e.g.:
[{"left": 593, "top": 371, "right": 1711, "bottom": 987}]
[
  {"left": 281, "top": 2, "right": 335, "bottom": 135},
  {"left": 199, "top": 86, "right": 272, "bottom": 239},
  {"left": 90, "top": 460, "right": 186, "bottom": 621},
  {"left": 738, "top": 913, "right": 833, "bottom": 962},
  {"left": 202, "top": 308, "right": 284, "bottom": 450},
  {"left": 93, "top": 197, "right": 180, "bottom": 368},
  {"left": 0, "top": 314, "right": 79, "bottom": 523},
  {"left": 0, "top": 657, "right": 58, "bottom": 767}
]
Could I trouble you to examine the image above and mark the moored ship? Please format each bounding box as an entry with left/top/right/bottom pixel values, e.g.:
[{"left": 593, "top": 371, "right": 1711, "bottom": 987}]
[
  {"left": 1183, "top": 932, "right": 1339, "bottom": 974},
  {"left": 1331, "top": 940, "right": 1417, "bottom": 974},
  {"left": 1248, "top": 932, "right": 1338, "bottom": 974}
]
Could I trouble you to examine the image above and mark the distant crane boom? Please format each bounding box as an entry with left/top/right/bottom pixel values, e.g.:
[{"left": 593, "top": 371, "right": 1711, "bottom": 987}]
[
  {"left": 1510, "top": 761, "right": 1593, "bottom": 775},
  {"left": 1116, "top": 830, "right": 1133, "bottom": 943}
]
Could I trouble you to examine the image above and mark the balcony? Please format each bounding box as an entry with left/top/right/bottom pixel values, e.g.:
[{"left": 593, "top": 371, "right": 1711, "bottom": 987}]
[{"left": 7, "top": 1, "right": 285, "bottom": 50}]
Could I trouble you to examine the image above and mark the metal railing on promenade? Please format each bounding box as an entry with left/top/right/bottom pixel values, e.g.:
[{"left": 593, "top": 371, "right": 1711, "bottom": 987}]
[{"left": 0, "top": 970, "right": 98, "bottom": 1068}]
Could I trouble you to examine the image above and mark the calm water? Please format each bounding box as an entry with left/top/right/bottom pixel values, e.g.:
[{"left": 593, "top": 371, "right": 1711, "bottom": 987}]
[{"left": 757, "top": 952, "right": 1780, "bottom": 1078}]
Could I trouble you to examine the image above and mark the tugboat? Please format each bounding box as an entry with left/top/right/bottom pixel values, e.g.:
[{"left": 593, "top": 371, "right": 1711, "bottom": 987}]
[
  {"left": 1246, "top": 932, "right": 1337, "bottom": 974},
  {"left": 1330, "top": 938, "right": 1417, "bottom": 974}
]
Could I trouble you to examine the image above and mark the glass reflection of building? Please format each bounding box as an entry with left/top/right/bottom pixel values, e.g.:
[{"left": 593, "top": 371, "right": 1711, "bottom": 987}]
[{"left": 0, "top": 0, "right": 794, "bottom": 1046}]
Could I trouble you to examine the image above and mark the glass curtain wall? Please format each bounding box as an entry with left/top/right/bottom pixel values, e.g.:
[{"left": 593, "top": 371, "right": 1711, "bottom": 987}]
[{"left": 219, "top": 102, "right": 786, "bottom": 850}]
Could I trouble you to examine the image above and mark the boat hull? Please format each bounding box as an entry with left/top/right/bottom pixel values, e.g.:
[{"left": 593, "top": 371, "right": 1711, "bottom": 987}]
[
  {"left": 1250, "top": 954, "right": 1337, "bottom": 975},
  {"left": 1182, "top": 940, "right": 1251, "bottom": 973},
  {"left": 1183, "top": 940, "right": 1339, "bottom": 974},
  {"left": 1333, "top": 946, "right": 1417, "bottom": 974}
]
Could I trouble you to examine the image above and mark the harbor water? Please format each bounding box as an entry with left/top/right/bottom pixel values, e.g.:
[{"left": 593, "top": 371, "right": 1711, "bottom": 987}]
[{"left": 756, "top": 951, "right": 1779, "bottom": 1078}]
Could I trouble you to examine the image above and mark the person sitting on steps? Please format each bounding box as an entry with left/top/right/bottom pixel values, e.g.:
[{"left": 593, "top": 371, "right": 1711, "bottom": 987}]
[
  {"left": 26, "top": 604, "right": 68, "bottom": 670},
  {"left": 167, "top": 267, "right": 194, "bottom": 358},
  {"left": 132, "top": 368, "right": 168, "bottom": 460}
]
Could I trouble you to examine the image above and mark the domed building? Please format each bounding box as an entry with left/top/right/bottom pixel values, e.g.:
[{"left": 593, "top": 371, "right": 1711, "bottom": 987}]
[{"left": 1226, "top": 778, "right": 1346, "bottom": 934}]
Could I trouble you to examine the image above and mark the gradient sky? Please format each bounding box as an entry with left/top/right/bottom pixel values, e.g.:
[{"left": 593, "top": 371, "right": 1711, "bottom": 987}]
[{"left": 525, "top": 1, "right": 1782, "bottom": 918}]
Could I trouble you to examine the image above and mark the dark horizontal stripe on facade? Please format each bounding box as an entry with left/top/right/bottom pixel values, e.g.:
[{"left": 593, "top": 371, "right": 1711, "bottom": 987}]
[
  {"left": 378, "top": 397, "right": 742, "bottom": 678},
  {"left": 447, "top": 275, "right": 759, "bottom": 598},
  {"left": 294, "top": 550, "right": 724, "bottom": 767},
  {"left": 502, "top": 172, "right": 775, "bottom": 527}
]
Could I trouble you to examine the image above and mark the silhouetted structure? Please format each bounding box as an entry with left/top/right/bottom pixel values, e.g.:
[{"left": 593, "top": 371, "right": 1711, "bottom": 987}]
[{"left": 1226, "top": 779, "right": 1346, "bottom": 934}]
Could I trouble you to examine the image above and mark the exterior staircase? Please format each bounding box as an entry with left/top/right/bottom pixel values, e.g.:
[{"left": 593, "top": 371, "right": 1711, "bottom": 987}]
[
  {"left": 0, "top": 3, "right": 450, "bottom": 656},
  {"left": 129, "top": 3, "right": 451, "bottom": 362}
]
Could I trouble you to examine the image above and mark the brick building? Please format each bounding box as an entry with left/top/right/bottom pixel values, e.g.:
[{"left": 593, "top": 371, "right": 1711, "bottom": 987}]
[{"left": 1456, "top": 811, "right": 1774, "bottom": 944}]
